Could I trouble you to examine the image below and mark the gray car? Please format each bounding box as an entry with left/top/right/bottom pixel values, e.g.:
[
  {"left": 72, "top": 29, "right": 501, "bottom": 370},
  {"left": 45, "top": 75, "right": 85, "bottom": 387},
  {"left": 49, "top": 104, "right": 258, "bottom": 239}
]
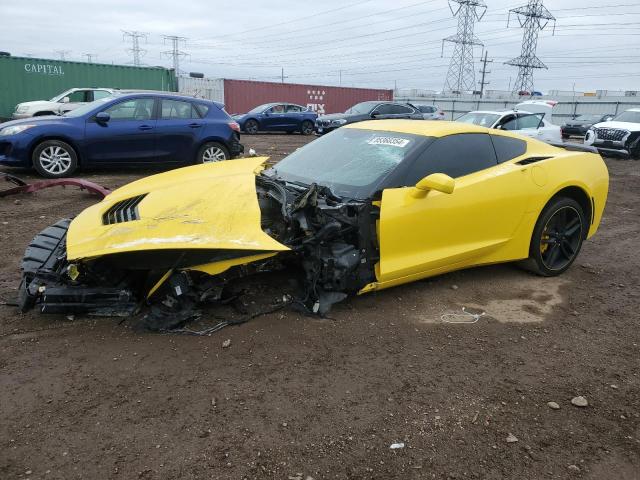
[{"left": 315, "top": 101, "right": 424, "bottom": 134}]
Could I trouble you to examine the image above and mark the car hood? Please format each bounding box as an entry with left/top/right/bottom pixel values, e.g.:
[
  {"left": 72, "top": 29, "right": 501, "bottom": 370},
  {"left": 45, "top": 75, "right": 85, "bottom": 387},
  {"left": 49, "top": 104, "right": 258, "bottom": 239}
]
[
  {"left": 0, "top": 115, "right": 66, "bottom": 128},
  {"left": 318, "top": 112, "right": 368, "bottom": 121},
  {"left": 16, "top": 100, "right": 59, "bottom": 110},
  {"left": 592, "top": 121, "right": 639, "bottom": 130},
  {"left": 232, "top": 113, "right": 247, "bottom": 120},
  {"left": 565, "top": 120, "right": 592, "bottom": 126},
  {"left": 66, "top": 157, "right": 290, "bottom": 260}
]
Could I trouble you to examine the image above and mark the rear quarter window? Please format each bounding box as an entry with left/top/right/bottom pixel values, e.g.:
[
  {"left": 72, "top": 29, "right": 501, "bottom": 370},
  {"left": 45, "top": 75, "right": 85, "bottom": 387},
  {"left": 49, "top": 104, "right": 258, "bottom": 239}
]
[{"left": 491, "top": 135, "right": 527, "bottom": 163}]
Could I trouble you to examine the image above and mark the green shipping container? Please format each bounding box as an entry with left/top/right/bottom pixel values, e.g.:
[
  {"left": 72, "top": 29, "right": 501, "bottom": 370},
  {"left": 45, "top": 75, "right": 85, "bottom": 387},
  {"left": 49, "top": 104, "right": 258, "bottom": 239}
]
[{"left": 0, "top": 56, "right": 177, "bottom": 119}]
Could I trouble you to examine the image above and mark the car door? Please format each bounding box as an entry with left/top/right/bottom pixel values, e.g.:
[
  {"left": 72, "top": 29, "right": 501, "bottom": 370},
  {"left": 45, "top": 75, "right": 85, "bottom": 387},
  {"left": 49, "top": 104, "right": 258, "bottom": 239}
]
[
  {"left": 500, "top": 113, "right": 547, "bottom": 141},
  {"left": 377, "top": 133, "right": 534, "bottom": 283},
  {"left": 83, "top": 97, "right": 157, "bottom": 164},
  {"left": 285, "top": 104, "right": 304, "bottom": 129},
  {"left": 262, "top": 104, "right": 288, "bottom": 130},
  {"left": 155, "top": 98, "right": 206, "bottom": 164}
]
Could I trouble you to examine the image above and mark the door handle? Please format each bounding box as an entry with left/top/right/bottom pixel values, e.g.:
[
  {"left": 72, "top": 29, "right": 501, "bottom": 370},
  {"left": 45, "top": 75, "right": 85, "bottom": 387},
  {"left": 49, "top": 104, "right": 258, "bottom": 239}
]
[
  {"left": 138, "top": 125, "right": 153, "bottom": 131},
  {"left": 188, "top": 123, "right": 203, "bottom": 128}
]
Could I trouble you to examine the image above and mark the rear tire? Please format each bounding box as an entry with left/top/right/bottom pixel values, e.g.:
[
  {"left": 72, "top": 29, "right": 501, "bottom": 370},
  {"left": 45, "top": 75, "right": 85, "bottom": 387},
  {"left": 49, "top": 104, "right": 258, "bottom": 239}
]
[
  {"left": 301, "top": 120, "right": 315, "bottom": 135},
  {"left": 521, "top": 197, "right": 586, "bottom": 276},
  {"left": 197, "top": 142, "right": 229, "bottom": 163},
  {"left": 32, "top": 140, "right": 78, "bottom": 178},
  {"left": 244, "top": 119, "right": 259, "bottom": 135}
]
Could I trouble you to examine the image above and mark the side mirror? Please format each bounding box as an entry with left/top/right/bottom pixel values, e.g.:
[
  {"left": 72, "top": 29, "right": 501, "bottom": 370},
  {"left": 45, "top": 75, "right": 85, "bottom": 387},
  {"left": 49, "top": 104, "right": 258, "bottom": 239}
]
[
  {"left": 371, "top": 110, "right": 380, "bottom": 118},
  {"left": 61, "top": 96, "right": 70, "bottom": 104},
  {"left": 95, "top": 112, "right": 110, "bottom": 123},
  {"left": 412, "top": 173, "right": 455, "bottom": 198}
]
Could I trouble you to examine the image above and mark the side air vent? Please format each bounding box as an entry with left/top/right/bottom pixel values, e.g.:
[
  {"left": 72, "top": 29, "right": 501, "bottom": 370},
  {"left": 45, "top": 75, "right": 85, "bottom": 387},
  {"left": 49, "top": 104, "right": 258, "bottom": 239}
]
[
  {"left": 102, "top": 194, "right": 147, "bottom": 225},
  {"left": 517, "top": 156, "right": 551, "bottom": 165}
]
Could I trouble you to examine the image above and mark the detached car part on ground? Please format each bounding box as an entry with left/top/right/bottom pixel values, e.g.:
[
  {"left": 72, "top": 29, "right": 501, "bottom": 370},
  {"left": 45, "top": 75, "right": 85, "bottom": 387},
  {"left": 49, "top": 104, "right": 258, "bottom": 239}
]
[
  {"left": 18, "top": 121, "right": 609, "bottom": 331},
  {"left": 0, "top": 92, "right": 243, "bottom": 178},
  {"left": 584, "top": 109, "right": 640, "bottom": 159}
]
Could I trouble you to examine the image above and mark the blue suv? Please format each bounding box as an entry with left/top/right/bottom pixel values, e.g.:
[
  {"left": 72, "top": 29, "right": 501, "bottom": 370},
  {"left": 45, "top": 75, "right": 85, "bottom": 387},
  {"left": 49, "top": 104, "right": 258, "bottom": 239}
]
[{"left": 0, "top": 92, "right": 244, "bottom": 177}]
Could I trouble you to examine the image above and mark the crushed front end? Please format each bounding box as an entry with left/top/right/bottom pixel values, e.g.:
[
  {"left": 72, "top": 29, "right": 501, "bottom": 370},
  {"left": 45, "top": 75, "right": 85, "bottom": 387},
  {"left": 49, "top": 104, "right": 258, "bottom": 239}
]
[{"left": 18, "top": 157, "right": 380, "bottom": 329}]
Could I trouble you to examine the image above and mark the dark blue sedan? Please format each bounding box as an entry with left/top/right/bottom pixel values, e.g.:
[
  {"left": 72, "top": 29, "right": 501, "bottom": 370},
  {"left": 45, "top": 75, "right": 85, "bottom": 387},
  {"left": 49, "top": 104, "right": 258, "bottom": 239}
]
[
  {"left": 0, "top": 92, "right": 244, "bottom": 178},
  {"left": 233, "top": 103, "right": 317, "bottom": 135}
]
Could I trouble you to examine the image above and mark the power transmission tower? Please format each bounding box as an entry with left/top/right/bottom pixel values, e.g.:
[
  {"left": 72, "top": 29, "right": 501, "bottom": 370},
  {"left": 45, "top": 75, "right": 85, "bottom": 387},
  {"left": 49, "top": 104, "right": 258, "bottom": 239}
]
[
  {"left": 478, "top": 50, "right": 492, "bottom": 98},
  {"left": 83, "top": 53, "right": 97, "bottom": 63},
  {"left": 122, "top": 30, "right": 148, "bottom": 66},
  {"left": 505, "top": 0, "right": 555, "bottom": 94},
  {"left": 442, "top": 0, "right": 486, "bottom": 94},
  {"left": 54, "top": 50, "right": 71, "bottom": 60},
  {"left": 162, "top": 35, "right": 188, "bottom": 75}
]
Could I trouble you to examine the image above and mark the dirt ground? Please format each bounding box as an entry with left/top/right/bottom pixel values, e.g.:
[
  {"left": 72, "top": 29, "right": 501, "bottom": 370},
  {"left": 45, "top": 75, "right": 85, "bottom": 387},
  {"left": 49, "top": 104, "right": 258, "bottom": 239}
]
[{"left": 1, "top": 133, "right": 639, "bottom": 480}]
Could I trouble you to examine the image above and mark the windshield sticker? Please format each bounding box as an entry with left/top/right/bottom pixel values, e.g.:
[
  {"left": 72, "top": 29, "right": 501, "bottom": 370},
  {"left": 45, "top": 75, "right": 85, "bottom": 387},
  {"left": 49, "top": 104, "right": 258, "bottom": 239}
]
[{"left": 367, "top": 137, "right": 410, "bottom": 148}]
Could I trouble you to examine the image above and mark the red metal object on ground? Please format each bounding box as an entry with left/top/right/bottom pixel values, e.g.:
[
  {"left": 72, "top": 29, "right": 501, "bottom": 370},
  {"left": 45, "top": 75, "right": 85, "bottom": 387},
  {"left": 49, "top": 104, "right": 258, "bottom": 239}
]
[
  {"left": 1, "top": 173, "right": 111, "bottom": 199},
  {"left": 223, "top": 79, "right": 393, "bottom": 116}
]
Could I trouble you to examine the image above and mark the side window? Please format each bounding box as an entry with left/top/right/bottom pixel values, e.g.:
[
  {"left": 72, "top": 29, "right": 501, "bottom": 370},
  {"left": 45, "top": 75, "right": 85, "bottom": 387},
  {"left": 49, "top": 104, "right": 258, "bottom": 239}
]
[
  {"left": 93, "top": 90, "right": 112, "bottom": 101},
  {"left": 104, "top": 98, "right": 155, "bottom": 121},
  {"left": 499, "top": 115, "right": 518, "bottom": 130},
  {"left": 161, "top": 99, "right": 197, "bottom": 119},
  {"left": 66, "top": 90, "right": 87, "bottom": 103},
  {"left": 491, "top": 135, "right": 527, "bottom": 163},
  {"left": 390, "top": 104, "right": 414, "bottom": 114},
  {"left": 194, "top": 103, "right": 209, "bottom": 117},
  {"left": 286, "top": 105, "right": 303, "bottom": 113},
  {"left": 375, "top": 104, "right": 394, "bottom": 115},
  {"left": 268, "top": 104, "right": 286, "bottom": 114},
  {"left": 420, "top": 106, "right": 435, "bottom": 113},
  {"left": 517, "top": 114, "right": 544, "bottom": 129},
  {"left": 404, "top": 133, "right": 498, "bottom": 185}
]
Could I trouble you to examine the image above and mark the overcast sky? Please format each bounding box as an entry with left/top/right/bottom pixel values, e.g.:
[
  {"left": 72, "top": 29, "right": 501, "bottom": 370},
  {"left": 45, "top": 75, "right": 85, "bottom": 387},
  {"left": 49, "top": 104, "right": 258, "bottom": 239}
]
[{"left": 2, "top": 0, "right": 639, "bottom": 93}]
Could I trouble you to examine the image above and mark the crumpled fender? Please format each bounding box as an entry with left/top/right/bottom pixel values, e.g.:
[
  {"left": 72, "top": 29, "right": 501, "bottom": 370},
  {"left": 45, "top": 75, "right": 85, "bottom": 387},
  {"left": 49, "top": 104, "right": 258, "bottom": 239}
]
[{"left": 67, "top": 157, "right": 290, "bottom": 260}]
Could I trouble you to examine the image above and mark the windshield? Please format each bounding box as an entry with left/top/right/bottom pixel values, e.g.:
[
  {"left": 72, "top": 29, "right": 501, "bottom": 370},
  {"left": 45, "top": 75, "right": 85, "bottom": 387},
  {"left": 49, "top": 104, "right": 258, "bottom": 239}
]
[
  {"left": 49, "top": 89, "right": 74, "bottom": 102},
  {"left": 62, "top": 97, "right": 114, "bottom": 117},
  {"left": 248, "top": 103, "right": 274, "bottom": 114},
  {"left": 269, "top": 128, "right": 431, "bottom": 199},
  {"left": 613, "top": 110, "right": 640, "bottom": 123},
  {"left": 345, "top": 102, "right": 378, "bottom": 115},
  {"left": 456, "top": 112, "right": 501, "bottom": 128}
]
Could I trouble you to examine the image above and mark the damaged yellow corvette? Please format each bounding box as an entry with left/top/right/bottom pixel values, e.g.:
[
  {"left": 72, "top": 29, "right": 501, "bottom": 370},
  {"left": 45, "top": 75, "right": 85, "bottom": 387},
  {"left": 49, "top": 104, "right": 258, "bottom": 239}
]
[{"left": 19, "top": 120, "right": 608, "bottom": 330}]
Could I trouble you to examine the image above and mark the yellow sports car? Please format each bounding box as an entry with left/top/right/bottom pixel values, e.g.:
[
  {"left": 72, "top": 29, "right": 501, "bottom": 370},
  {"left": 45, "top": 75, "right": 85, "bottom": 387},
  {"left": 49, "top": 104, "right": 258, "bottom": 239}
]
[{"left": 19, "top": 120, "right": 609, "bottom": 329}]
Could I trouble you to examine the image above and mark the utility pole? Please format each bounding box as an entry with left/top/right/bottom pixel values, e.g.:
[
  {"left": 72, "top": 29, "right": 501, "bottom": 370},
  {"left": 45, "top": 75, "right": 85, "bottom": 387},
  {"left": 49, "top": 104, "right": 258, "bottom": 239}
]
[
  {"left": 478, "top": 51, "right": 492, "bottom": 98},
  {"left": 281, "top": 67, "right": 284, "bottom": 83},
  {"left": 83, "top": 53, "right": 97, "bottom": 63},
  {"left": 442, "top": 0, "right": 486, "bottom": 94},
  {"left": 54, "top": 50, "right": 71, "bottom": 60},
  {"left": 122, "top": 31, "right": 148, "bottom": 66},
  {"left": 162, "top": 35, "right": 188, "bottom": 75},
  {"left": 505, "top": 0, "right": 555, "bottom": 94}
]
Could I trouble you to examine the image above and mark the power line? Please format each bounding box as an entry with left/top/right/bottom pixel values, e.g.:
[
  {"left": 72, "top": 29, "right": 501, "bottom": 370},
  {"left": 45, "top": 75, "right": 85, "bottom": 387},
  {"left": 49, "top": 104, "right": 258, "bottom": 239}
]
[
  {"left": 442, "top": 0, "right": 487, "bottom": 93},
  {"left": 54, "top": 50, "right": 70, "bottom": 60},
  {"left": 122, "top": 30, "right": 148, "bottom": 66},
  {"left": 162, "top": 35, "right": 188, "bottom": 74},
  {"left": 505, "top": 0, "right": 555, "bottom": 93},
  {"left": 478, "top": 50, "right": 493, "bottom": 97}
]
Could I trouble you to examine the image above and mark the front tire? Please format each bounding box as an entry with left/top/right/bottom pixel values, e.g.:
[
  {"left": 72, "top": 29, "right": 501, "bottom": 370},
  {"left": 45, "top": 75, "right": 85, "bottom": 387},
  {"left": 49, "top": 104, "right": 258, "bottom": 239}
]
[
  {"left": 197, "top": 142, "right": 230, "bottom": 163},
  {"left": 32, "top": 140, "right": 78, "bottom": 178},
  {"left": 301, "top": 120, "right": 315, "bottom": 135},
  {"left": 522, "top": 197, "right": 586, "bottom": 276},
  {"left": 244, "top": 119, "right": 259, "bottom": 135}
]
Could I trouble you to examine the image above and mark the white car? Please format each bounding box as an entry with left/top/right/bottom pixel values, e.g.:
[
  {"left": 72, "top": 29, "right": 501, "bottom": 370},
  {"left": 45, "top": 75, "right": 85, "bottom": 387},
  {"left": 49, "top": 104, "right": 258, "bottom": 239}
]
[
  {"left": 456, "top": 100, "right": 562, "bottom": 144},
  {"left": 411, "top": 103, "right": 446, "bottom": 120},
  {"left": 12, "top": 88, "right": 116, "bottom": 119},
  {"left": 584, "top": 108, "right": 640, "bottom": 158}
]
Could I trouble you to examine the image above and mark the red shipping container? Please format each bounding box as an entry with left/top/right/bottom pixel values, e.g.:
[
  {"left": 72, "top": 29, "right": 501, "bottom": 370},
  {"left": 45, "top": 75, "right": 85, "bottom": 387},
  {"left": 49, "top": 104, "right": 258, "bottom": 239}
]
[{"left": 223, "top": 79, "right": 393, "bottom": 116}]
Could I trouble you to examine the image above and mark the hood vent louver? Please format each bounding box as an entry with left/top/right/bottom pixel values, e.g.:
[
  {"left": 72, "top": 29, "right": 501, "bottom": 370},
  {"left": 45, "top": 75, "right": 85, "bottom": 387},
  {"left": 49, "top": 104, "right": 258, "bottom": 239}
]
[{"left": 102, "top": 194, "right": 147, "bottom": 225}]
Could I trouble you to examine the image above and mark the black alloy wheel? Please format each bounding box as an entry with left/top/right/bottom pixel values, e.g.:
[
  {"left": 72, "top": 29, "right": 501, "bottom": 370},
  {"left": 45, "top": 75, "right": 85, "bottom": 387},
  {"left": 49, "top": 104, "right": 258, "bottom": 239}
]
[
  {"left": 245, "top": 119, "right": 259, "bottom": 134},
  {"left": 301, "top": 120, "right": 315, "bottom": 135},
  {"left": 522, "top": 197, "right": 586, "bottom": 276}
]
